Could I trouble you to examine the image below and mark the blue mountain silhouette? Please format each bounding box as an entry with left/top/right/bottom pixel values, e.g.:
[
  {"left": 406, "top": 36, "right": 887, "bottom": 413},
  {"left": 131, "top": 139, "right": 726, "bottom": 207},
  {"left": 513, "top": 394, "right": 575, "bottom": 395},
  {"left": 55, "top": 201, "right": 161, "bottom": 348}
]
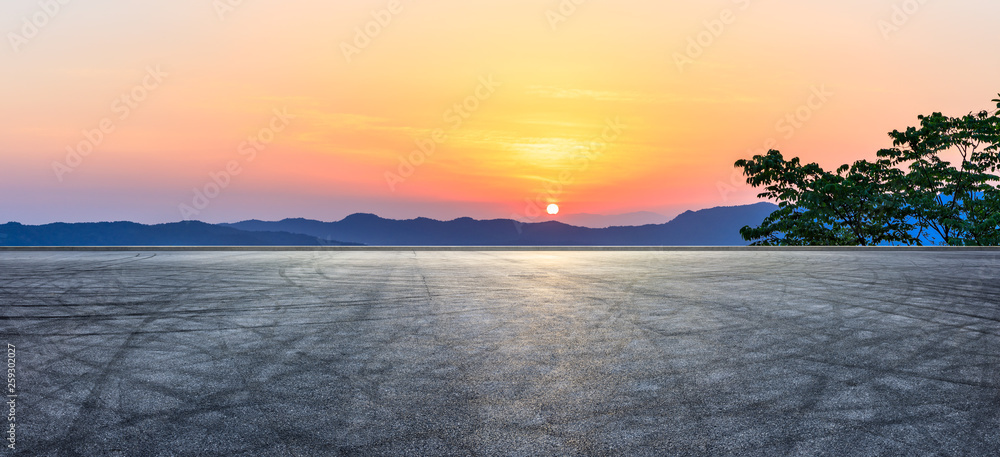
[
  {"left": 223, "top": 202, "right": 779, "bottom": 246},
  {"left": 0, "top": 203, "right": 778, "bottom": 246},
  {"left": 0, "top": 221, "right": 360, "bottom": 246}
]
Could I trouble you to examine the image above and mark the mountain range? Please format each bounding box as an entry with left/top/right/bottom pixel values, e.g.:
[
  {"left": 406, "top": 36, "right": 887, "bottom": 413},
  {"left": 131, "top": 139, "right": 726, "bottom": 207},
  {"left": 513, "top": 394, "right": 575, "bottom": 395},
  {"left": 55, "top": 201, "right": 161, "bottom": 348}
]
[
  {"left": 0, "top": 202, "right": 778, "bottom": 246},
  {"left": 550, "top": 211, "right": 672, "bottom": 228},
  {"left": 223, "top": 202, "right": 778, "bottom": 246},
  {"left": 0, "top": 221, "right": 360, "bottom": 246}
]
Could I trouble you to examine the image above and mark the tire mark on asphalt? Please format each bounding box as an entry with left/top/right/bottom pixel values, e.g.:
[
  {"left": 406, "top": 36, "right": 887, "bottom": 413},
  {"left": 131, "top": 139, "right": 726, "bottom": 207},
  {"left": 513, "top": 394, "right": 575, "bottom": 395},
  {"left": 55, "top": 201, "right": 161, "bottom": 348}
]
[{"left": 34, "top": 254, "right": 236, "bottom": 455}]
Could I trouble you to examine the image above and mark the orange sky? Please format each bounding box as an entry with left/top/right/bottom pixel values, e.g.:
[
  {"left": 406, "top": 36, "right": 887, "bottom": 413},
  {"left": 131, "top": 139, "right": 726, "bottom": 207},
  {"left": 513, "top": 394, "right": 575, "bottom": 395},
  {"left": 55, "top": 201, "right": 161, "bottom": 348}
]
[{"left": 2, "top": 0, "right": 998, "bottom": 223}]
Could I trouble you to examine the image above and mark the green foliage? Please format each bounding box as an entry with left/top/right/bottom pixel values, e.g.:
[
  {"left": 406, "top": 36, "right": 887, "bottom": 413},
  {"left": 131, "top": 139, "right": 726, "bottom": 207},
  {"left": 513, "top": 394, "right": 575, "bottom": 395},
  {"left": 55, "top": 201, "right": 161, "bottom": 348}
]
[
  {"left": 877, "top": 109, "right": 1000, "bottom": 245},
  {"left": 735, "top": 152, "right": 915, "bottom": 246},
  {"left": 736, "top": 95, "right": 1000, "bottom": 246}
]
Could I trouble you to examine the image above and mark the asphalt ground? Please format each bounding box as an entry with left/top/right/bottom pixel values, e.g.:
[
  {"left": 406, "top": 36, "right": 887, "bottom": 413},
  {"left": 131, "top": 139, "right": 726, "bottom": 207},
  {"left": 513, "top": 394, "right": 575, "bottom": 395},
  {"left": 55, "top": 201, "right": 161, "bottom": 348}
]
[{"left": 1, "top": 250, "right": 998, "bottom": 456}]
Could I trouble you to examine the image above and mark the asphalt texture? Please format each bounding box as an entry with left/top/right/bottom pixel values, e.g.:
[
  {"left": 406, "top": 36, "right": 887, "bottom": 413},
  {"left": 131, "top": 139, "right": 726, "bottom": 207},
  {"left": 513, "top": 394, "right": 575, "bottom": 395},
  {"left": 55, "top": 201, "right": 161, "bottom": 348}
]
[{"left": 1, "top": 250, "right": 998, "bottom": 456}]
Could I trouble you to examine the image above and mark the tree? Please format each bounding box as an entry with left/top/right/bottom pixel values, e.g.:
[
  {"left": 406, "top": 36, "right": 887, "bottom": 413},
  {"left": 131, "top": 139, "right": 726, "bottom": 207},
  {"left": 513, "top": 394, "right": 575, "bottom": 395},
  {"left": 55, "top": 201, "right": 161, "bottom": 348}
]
[
  {"left": 735, "top": 151, "right": 915, "bottom": 245},
  {"left": 877, "top": 109, "right": 1000, "bottom": 245},
  {"left": 736, "top": 95, "right": 1000, "bottom": 246}
]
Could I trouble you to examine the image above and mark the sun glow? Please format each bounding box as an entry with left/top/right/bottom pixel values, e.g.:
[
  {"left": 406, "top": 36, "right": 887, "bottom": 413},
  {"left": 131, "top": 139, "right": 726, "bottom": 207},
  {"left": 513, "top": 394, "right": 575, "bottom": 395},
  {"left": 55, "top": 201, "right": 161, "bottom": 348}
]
[
  {"left": 3, "top": 1, "right": 997, "bottom": 225},
  {"left": 547, "top": 204, "right": 559, "bottom": 215}
]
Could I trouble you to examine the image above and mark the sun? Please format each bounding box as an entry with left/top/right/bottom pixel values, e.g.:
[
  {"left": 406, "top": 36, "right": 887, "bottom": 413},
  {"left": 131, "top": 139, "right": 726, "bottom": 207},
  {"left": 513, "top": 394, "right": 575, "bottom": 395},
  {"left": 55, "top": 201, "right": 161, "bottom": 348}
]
[{"left": 546, "top": 204, "right": 559, "bottom": 215}]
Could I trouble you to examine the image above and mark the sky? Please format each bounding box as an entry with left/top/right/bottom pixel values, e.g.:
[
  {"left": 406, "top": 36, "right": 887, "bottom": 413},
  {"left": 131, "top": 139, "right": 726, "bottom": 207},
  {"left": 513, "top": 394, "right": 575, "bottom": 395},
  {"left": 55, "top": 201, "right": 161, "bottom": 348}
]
[{"left": 2, "top": 0, "right": 999, "bottom": 224}]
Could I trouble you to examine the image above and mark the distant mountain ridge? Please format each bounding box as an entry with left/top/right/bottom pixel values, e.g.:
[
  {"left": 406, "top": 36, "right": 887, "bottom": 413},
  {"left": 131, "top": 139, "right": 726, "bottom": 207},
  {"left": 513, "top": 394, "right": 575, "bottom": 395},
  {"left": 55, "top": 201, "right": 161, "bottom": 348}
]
[
  {"left": 552, "top": 211, "right": 672, "bottom": 228},
  {"left": 0, "top": 203, "right": 778, "bottom": 246},
  {"left": 223, "top": 202, "right": 779, "bottom": 246},
  {"left": 0, "top": 221, "right": 360, "bottom": 246}
]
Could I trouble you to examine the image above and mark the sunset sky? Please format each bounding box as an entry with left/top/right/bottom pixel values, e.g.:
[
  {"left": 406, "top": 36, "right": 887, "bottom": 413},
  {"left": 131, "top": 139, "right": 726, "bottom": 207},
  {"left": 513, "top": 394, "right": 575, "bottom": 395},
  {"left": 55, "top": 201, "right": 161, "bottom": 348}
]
[{"left": 2, "top": 0, "right": 998, "bottom": 224}]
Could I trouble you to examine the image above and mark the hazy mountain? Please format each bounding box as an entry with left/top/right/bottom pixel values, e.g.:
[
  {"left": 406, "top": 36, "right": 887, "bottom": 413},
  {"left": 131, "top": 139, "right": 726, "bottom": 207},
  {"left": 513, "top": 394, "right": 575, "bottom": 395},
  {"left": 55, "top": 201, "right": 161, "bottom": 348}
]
[
  {"left": 224, "top": 202, "right": 779, "bottom": 246},
  {"left": 552, "top": 211, "right": 671, "bottom": 228},
  {"left": 0, "top": 221, "right": 360, "bottom": 246}
]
